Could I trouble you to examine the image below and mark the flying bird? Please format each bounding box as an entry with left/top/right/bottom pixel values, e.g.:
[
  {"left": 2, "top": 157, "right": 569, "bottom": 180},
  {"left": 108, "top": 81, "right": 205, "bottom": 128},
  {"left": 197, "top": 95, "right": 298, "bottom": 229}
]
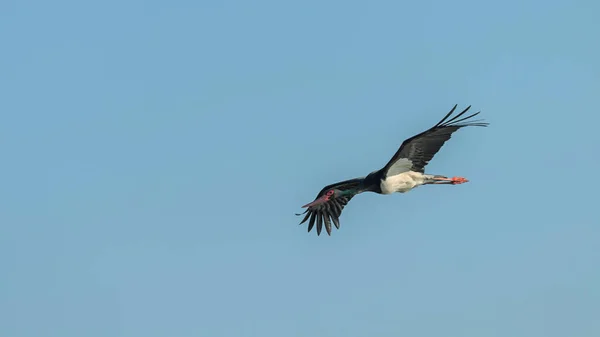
[{"left": 296, "top": 104, "right": 488, "bottom": 236}]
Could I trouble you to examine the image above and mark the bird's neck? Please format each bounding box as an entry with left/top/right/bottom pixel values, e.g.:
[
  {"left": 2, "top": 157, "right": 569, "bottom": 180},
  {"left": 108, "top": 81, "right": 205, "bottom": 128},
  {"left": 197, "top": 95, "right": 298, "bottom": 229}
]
[
  {"left": 360, "top": 171, "right": 383, "bottom": 193},
  {"left": 339, "top": 189, "right": 359, "bottom": 197}
]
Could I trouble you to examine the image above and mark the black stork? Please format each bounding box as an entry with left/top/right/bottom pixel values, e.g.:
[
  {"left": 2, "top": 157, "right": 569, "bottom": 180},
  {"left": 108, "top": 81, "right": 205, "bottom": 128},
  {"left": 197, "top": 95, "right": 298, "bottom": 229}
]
[{"left": 296, "top": 104, "right": 489, "bottom": 236}]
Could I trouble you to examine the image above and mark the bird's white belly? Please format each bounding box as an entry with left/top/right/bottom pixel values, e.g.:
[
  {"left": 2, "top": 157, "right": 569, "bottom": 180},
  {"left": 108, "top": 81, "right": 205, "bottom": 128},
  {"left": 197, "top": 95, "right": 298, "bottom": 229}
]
[{"left": 380, "top": 171, "right": 426, "bottom": 194}]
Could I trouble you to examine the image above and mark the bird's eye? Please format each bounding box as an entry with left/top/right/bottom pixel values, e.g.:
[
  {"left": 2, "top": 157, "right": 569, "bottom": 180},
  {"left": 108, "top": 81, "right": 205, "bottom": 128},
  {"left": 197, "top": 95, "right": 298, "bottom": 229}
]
[{"left": 326, "top": 190, "right": 334, "bottom": 196}]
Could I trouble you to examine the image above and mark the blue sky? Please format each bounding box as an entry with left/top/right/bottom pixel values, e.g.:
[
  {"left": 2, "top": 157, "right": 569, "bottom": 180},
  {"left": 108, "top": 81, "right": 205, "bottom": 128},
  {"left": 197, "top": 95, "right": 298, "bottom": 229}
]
[{"left": 1, "top": 0, "right": 599, "bottom": 336}]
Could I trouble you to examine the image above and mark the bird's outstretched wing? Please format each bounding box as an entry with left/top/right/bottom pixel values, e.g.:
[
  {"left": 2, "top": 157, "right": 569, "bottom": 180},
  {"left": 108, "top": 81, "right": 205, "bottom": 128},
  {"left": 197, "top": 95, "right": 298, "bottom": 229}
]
[
  {"left": 382, "top": 104, "right": 488, "bottom": 177},
  {"left": 296, "top": 178, "right": 363, "bottom": 236}
]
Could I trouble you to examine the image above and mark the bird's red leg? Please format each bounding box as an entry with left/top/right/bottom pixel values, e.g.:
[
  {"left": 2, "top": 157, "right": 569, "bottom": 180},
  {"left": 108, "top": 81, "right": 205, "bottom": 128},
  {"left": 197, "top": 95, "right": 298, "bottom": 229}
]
[
  {"left": 450, "top": 176, "right": 469, "bottom": 184},
  {"left": 431, "top": 175, "right": 469, "bottom": 184}
]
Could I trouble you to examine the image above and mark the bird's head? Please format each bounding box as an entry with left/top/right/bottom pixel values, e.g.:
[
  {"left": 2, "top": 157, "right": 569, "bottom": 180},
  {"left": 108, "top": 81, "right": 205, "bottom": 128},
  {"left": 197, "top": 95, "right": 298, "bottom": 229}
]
[{"left": 301, "top": 189, "right": 339, "bottom": 208}]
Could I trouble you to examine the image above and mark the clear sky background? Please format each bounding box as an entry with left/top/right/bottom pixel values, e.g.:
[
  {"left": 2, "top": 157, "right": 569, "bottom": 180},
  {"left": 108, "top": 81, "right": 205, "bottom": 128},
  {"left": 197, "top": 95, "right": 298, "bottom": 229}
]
[{"left": 1, "top": 0, "right": 599, "bottom": 336}]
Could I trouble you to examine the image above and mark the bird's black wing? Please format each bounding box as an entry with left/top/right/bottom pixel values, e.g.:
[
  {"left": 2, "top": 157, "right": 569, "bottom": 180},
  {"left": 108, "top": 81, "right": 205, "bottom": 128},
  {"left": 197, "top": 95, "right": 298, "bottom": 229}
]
[
  {"left": 382, "top": 104, "right": 488, "bottom": 177},
  {"left": 296, "top": 178, "right": 363, "bottom": 236}
]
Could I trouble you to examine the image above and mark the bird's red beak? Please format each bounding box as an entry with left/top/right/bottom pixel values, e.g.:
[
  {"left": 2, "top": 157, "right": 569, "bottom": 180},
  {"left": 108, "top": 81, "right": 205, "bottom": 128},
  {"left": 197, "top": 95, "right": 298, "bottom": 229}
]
[{"left": 301, "top": 195, "right": 329, "bottom": 208}]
